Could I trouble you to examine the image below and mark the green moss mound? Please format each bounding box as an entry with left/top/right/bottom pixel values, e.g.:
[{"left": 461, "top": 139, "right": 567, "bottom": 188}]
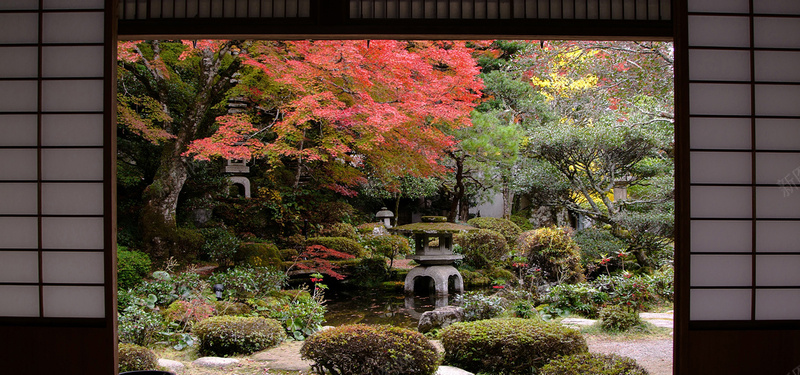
[
  {"left": 540, "top": 353, "right": 649, "bottom": 375},
  {"left": 306, "top": 237, "right": 365, "bottom": 258},
  {"left": 194, "top": 316, "right": 285, "bottom": 356},
  {"left": 301, "top": 324, "right": 440, "bottom": 375},
  {"left": 441, "top": 318, "right": 587, "bottom": 374},
  {"left": 467, "top": 217, "right": 522, "bottom": 245},
  {"left": 118, "top": 343, "right": 158, "bottom": 372},
  {"left": 235, "top": 242, "right": 282, "bottom": 267}
]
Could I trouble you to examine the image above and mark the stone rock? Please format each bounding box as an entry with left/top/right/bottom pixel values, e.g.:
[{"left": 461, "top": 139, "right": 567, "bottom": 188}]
[
  {"left": 192, "top": 357, "right": 240, "bottom": 368},
  {"left": 436, "top": 366, "right": 474, "bottom": 375},
  {"left": 560, "top": 317, "right": 597, "bottom": 328},
  {"left": 418, "top": 306, "right": 464, "bottom": 333},
  {"left": 158, "top": 358, "right": 185, "bottom": 371}
]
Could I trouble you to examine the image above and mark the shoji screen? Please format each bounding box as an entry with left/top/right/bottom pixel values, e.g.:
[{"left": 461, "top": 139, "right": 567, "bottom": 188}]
[
  {"left": 0, "top": 0, "right": 115, "bottom": 374},
  {"left": 681, "top": 0, "right": 800, "bottom": 373}
]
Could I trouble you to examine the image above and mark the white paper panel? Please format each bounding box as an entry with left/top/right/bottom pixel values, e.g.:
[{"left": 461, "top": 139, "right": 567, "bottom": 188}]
[
  {"left": 691, "top": 220, "right": 751, "bottom": 253},
  {"left": 688, "top": 0, "right": 748, "bottom": 13},
  {"left": 691, "top": 255, "right": 752, "bottom": 286},
  {"left": 755, "top": 51, "right": 800, "bottom": 83},
  {"left": 756, "top": 119, "right": 800, "bottom": 151},
  {"left": 43, "top": 286, "right": 104, "bottom": 318},
  {"left": 690, "top": 83, "right": 751, "bottom": 116},
  {"left": 41, "top": 148, "right": 103, "bottom": 181},
  {"left": 42, "top": 46, "right": 104, "bottom": 78},
  {"left": 42, "top": 114, "right": 104, "bottom": 147},
  {"left": 42, "top": 217, "right": 104, "bottom": 249},
  {"left": 0, "top": 0, "right": 39, "bottom": 10},
  {"left": 754, "top": 0, "right": 800, "bottom": 15},
  {"left": 690, "top": 152, "right": 751, "bottom": 184},
  {"left": 42, "top": 12, "right": 104, "bottom": 44},
  {"left": 754, "top": 17, "right": 800, "bottom": 49},
  {"left": 691, "top": 186, "right": 752, "bottom": 218},
  {"left": 42, "top": 80, "right": 104, "bottom": 112},
  {"left": 0, "top": 47, "right": 38, "bottom": 78},
  {"left": 756, "top": 255, "right": 800, "bottom": 286},
  {"left": 689, "top": 49, "right": 750, "bottom": 82},
  {"left": 755, "top": 85, "right": 800, "bottom": 117},
  {"left": 43, "top": 0, "right": 105, "bottom": 9},
  {"left": 0, "top": 286, "right": 39, "bottom": 317},
  {"left": 0, "top": 14, "right": 38, "bottom": 44},
  {"left": 690, "top": 117, "right": 751, "bottom": 150},
  {"left": 0, "top": 149, "right": 38, "bottom": 181},
  {"left": 41, "top": 183, "right": 103, "bottom": 215},
  {"left": 42, "top": 251, "right": 104, "bottom": 284},
  {"left": 756, "top": 289, "right": 800, "bottom": 320},
  {"left": 0, "top": 217, "right": 38, "bottom": 249},
  {"left": 0, "top": 115, "right": 38, "bottom": 147},
  {"left": 0, "top": 183, "right": 38, "bottom": 215},
  {"left": 0, "top": 81, "right": 38, "bottom": 112},
  {"left": 757, "top": 187, "right": 800, "bottom": 218},
  {"left": 756, "top": 153, "right": 800, "bottom": 184},
  {"left": 0, "top": 251, "right": 39, "bottom": 282},
  {"left": 690, "top": 289, "right": 752, "bottom": 320},
  {"left": 688, "top": 16, "right": 750, "bottom": 48},
  {"left": 756, "top": 221, "right": 800, "bottom": 252}
]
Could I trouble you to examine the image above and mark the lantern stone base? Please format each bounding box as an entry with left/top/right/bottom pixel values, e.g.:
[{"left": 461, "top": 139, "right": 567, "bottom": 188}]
[{"left": 404, "top": 265, "right": 464, "bottom": 296}]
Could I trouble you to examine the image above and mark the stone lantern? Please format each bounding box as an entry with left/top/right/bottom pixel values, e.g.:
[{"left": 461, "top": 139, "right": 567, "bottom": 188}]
[
  {"left": 375, "top": 207, "right": 394, "bottom": 228},
  {"left": 391, "top": 216, "right": 476, "bottom": 296}
]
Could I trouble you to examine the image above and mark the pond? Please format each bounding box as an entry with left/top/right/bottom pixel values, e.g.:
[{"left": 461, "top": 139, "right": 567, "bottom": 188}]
[{"left": 322, "top": 287, "right": 456, "bottom": 330}]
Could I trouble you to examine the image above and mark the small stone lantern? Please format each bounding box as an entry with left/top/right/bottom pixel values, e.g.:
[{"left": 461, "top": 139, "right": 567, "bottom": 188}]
[
  {"left": 391, "top": 216, "right": 476, "bottom": 296},
  {"left": 375, "top": 207, "right": 394, "bottom": 228}
]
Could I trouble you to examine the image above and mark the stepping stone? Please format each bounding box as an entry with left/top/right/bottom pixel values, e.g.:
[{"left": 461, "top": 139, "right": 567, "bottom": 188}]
[
  {"left": 436, "top": 365, "right": 474, "bottom": 375},
  {"left": 192, "top": 357, "right": 240, "bottom": 367},
  {"left": 158, "top": 358, "right": 185, "bottom": 371},
  {"left": 560, "top": 317, "right": 597, "bottom": 327},
  {"left": 252, "top": 340, "right": 312, "bottom": 372}
]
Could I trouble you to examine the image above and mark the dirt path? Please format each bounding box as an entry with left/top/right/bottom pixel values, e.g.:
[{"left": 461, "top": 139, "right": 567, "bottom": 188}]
[{"left": 586, "top": 336, "right": 672, "bottom": 375}]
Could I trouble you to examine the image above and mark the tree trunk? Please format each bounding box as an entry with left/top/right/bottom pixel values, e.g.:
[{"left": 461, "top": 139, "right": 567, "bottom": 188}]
[
  {"left": 448, "top": 155, "right": 465, "bottom": 222},
  {"left": 501, "top": 183, "right": 514, "bottom": 220}
]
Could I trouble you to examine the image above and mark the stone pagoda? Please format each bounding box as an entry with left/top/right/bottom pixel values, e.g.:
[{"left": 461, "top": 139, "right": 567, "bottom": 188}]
[{"left": 391, "top": 216, "right": 476, "bottom": 296}]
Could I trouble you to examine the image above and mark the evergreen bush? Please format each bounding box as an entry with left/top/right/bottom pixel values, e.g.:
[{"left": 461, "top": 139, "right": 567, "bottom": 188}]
[
  {"left": 517, "top": 226, "right": 584, "bottom": 283},
  {"left": 454, "top": 229, "right": 508, "bottom": 269},
  {"left": 235, "top": 242, "right": 283, "bottom": 267},
  {"left": 323, "top": 222, "right": 360, "bottom": 240},
  {"left": 194, "top": 316, "right": 285, "bottom": 356},
  {"left": 540, "top": 353, "right": 649, "bottom": 375},
  {"left": 117, "top": 248, "right": 152, "bottom": 290},
  {"left": 599, "top": 305, "right": 642, "bottom": 332},
  {"left": 441, "top": 318, "right": 587, "bottom": 374},
  {"left": 118, "top": 343, "right": 158, "bottom": 372},
  {"left": 209, "top": 267, "right": 287, "bottom": 301},
  {"left": 467, "top": 217, "right": 523, "bottom": 245},
  {"left": 301, "top": 324, "right": 440, "bottom": 375}
]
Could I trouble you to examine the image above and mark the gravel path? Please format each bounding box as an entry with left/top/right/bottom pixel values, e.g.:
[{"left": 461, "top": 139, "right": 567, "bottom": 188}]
[{"left": 586, "top": 337, "right": 673, "bottom": 375}]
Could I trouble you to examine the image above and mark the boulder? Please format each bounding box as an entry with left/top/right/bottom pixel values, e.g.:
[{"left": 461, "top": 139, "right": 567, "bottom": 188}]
[
  {"left": 158, "top": 358, "right": 185, "bottom": 371},
  {"left": 418, "top": 306, "right": 464, "bottom": 333}
]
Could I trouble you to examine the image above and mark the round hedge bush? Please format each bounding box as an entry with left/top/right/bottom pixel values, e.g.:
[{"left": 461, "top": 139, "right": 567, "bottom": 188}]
[
  {"left": 441, "top": 318, "right": 587, "bottom": 374},
  {"left": 323, "top": 222, "right": 360, "bottom": 240},
  {"left": 117, "top": 249, "right": 152, "bottom": 290},
  {"left": 539, "top": 353, "right": 649, "bottom": 375},
  {"left": 467, "top": 217, "right": 522, "bottom": 245},
  {"left": 454, "top": 229, "right": 508, "bottom": 269},
  {"left": 517, "top": 226, "right": 584, "bottom": 283},
  {"left": 301, "top": 324, "right": 440, "bottom": 375},
  {"left": 305, "top": 237, "right": 365, "bottom": 258},
  {"left": 118, "top": 343, "right": 158, "bottom": 372},
  {"left": 599, "top": 305, "right": 642, "bottom": 332},
  {"left": 194, "top": 316, "right": 285, "bottom": 356},
  {"left": 235, "top": 242, "right": 282, "bottom": 267}
]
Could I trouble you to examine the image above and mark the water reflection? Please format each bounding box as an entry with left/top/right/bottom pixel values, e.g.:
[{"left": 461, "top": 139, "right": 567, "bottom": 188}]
[{"left": 323, "top": 288, "right": 457, "bottom": 330}]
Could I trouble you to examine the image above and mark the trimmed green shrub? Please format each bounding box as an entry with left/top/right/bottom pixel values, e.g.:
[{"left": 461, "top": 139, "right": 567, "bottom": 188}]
[
  {"left": 455, "top": 291, "right": 507, "bottom": 321},
  {"left": 306, "top": 237, "right": 365, "bottom": 258},
  {"left": 574, "top": 227, "right": 626, "bottom": 268},
  {"left": 599, "top": 305, "right": 642, "bottom": 332},
  {"left": 253, "top": 291, "right": 327, "bottom": 341},
  {"left": 363, "top": 234, "right": 411, "bottom": 265},
  {"left": 454, "top": 229, "right": 508, "bottom": 269},
  {"left": 518, "top": 226, "right": 584, "bottom": 283},
  {"left": 441, "top": 318, "right": 587, "bottom": 374},
  {"left": 200, "top": 226, "right": 242, "bottom": 265},
  {"left": 357, "top": 222, "right": 386, "bottom": 235},
  {"left": 510, "top": 213, "right": 535, "bottom": 231},
  {"left": 214, "top": 300, "right": 253, "bottom": 316},
  {"left": 540, "top": 353, "right": 649, "bottom": 375},
  {"left": 194, "top": 316, "right": 285, "bottom": 356},
  {"left": 235, "top": 242, "right": 283, "bottom": 267},
  {"left": 301, "top": 324, "right": 440, "bottom": 375},
  {"left": 118, "top": 343, "right": 158, "bottom": 372},
  {"left": 209, "top": 267, "right": 287, "bottom": 301},
  {"left": 117, "top": 249, "right": 152, "bottom": 290},
  {"left": 467, "top": 217, "right": 522, "bottom": 245},
  {"left": 323, "top": 222, "right": 359, "bottom": 240}
]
